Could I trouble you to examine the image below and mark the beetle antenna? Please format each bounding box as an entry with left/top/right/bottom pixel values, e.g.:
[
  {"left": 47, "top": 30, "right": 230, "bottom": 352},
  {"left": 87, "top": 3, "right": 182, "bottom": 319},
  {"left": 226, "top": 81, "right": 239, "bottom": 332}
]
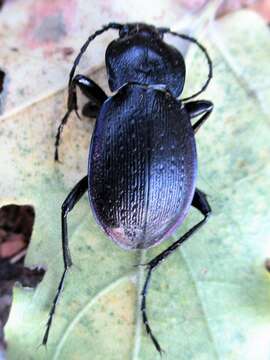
[
  {"left": 68, "top": 22, "right": 123, "bottom": 86},
  {"left": 55, "top": 23, "right": 122, "bottom": 162},
  {"left": 159, "top": 28, "right": 212, "bottom": 101}
]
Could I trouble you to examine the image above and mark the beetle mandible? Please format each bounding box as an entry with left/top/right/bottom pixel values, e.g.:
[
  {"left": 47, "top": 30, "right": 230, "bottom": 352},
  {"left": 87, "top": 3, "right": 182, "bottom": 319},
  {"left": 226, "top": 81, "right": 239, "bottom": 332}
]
[{"left": 43, "top": 22, "right": 213, "bottom": 354}]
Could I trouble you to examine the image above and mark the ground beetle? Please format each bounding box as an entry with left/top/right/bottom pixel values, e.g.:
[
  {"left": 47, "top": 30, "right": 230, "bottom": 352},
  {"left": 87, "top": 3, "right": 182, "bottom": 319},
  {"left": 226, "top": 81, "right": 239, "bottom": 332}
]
[{"left": 43, "top": 22, "right": 213, "bottom": 354}]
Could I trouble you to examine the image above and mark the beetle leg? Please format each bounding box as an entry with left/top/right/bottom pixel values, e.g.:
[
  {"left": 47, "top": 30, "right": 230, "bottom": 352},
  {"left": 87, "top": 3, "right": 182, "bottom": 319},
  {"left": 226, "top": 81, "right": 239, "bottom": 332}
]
[
  {"left": 54, "top": 75, "right": 107, "bottom": 161},
  {"left": 140, "top": 188, "right": 211, "bottom": 354},
  {"left": 42, "top": 175, "right": 88, "bottom": 346},
  {"left": 185, "top": 100, "right": 213, "bottom": 133},
  {"left": 74, "top": 74, "right": 108, "bottom": 117}
]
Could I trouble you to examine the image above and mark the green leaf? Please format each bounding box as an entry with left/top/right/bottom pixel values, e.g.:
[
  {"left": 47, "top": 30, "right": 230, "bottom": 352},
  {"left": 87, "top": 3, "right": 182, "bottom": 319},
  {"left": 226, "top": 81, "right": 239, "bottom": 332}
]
[{"left": 2, "top": 9, "right": 270, "bottom": 360}]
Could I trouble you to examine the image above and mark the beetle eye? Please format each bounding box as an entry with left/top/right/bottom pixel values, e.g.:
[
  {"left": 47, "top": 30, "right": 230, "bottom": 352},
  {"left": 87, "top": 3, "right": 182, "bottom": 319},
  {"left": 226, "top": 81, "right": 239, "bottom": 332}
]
[{"left": 119, "top": 25, "right": 130, "bottom": 38}]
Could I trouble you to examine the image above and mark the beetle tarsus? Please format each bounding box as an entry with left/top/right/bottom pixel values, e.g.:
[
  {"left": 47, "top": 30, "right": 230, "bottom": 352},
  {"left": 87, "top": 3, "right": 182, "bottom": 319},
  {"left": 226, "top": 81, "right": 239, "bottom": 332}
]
[
  {"left": 54, "top": 110, "right": 71, "bottom": 162},
  {"left": 75, "top": 109, "right": 81, "bottom": 120},
  {"left": 140, "top": 267, "right": 165, "bottom": 354},
  {"left": 42, "top": 267, "right": 68, "bottom": 346}
]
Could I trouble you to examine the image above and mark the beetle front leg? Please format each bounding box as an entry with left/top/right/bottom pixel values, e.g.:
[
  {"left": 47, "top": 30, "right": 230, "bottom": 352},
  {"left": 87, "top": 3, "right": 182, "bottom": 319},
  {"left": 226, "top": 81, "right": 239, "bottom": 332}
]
[
  {"left": 55, "top": 75, "right": 107, "bottom": 161},
  {"left": 42, "top": 175, "right": 88, "bottom": 346},
  {"left": 184, "top": 100, "right": 213, "bottom": 133},
  {"left": 140, "top": 188, "right": 211, "bottom": 354}
]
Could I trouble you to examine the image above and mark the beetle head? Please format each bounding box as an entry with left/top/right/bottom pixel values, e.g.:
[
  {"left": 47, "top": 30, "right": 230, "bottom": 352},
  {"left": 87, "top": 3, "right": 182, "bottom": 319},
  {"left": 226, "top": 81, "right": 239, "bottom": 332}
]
[
  {"left": 119, "top": 23, "right": 162, "bottom": 39},
  {"left": 106, "top": 23, "right": 186, "bottom": 97}
]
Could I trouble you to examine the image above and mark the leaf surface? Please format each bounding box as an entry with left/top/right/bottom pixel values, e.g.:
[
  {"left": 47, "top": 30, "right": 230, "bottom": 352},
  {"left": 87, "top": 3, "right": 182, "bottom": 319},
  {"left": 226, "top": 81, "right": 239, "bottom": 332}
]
[{"left": 1, "top": 7, "right": 270, "bottom": 360}]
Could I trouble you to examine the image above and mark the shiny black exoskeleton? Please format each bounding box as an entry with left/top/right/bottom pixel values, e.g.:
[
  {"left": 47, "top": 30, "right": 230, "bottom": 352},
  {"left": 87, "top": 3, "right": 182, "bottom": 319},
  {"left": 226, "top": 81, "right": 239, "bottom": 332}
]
[{"left": 44, "top": 22, "right": 214, "bottom": 354}]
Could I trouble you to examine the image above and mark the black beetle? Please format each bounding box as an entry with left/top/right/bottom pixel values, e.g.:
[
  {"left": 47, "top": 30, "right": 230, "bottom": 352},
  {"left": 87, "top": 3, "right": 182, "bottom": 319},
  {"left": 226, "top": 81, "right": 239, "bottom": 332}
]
[{"left": 43, "top": 22, "right": 213, "bottom": 354}]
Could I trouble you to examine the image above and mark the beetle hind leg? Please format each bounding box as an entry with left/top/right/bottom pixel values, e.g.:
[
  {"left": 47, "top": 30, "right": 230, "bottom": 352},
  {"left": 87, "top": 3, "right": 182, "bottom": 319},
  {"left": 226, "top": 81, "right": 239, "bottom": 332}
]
[
  {"left": 42, "top": 175, "right": 88, "bottom": 346},
  {"left": 140, "top": 188, "right": 211, "bottom": 354},
  {"left": 55, "top": 75, "right": 107, "bottom": 161}
]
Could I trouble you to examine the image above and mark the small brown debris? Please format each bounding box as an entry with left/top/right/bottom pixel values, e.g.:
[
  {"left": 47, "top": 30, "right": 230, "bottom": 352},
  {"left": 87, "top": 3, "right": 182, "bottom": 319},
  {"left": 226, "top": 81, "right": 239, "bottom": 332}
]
[
  {"left": 265, "top": 258, "right": 270, "bottom": 272},
  {"left": 62, "top": 47, "right": 74, "bottom": 57}
]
